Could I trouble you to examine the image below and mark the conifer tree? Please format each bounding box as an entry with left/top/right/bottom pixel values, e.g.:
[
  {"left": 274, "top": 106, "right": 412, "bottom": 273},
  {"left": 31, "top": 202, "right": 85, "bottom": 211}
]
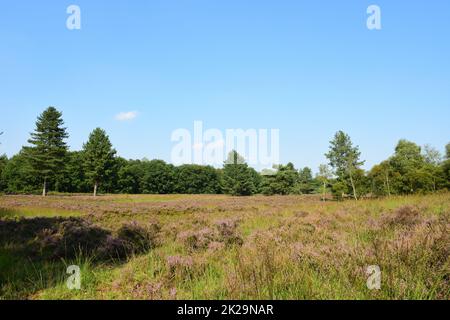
[
  {"left": 25, "top": 107, "right": 68, "bottom": 196},
  {"left": 222, "top": 150, "right": 256, "bottom": 196},
  {"left": 82, "top": 128, "right": 116, "bottom": 196}
]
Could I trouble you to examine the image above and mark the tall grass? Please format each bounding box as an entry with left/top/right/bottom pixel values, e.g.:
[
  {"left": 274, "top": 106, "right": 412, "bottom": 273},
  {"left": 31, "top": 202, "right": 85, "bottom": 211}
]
[{"left": 0, "top": 193, "right": 448, "bottom": 300}]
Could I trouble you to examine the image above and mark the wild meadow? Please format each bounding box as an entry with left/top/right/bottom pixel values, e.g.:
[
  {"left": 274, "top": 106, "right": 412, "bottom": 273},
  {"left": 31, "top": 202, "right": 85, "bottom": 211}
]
[{"left": 0, "top": 193, "right": 448, "bottom": 300}]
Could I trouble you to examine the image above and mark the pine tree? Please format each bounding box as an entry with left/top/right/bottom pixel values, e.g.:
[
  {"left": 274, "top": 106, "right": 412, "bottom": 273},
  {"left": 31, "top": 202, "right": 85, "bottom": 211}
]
[
  {"left": 25, "top": 107, "right": 68, "bottom": 196},
  {"left": 83, "top": 128, "right": 117, "bottom": 196},
  {"left": 222, "top": 150, "right": 256, "bottom": 196}
]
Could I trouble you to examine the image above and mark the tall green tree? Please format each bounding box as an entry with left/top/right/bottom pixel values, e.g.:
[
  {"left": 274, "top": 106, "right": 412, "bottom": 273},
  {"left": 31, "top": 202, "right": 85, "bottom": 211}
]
[
  {"left": 389, "top": 140, "right": 426, "bottom": 194},
  {"left": 24, "top": 107, "right": 68, "bottom": 196},
  {"left": 83, "top": 128, "right": 117, "bottom": 196},
  {"left": 325, "top": 131, "right": 365, "bottom": 200},
  {"left": 297, "top": 167, "right": 315, "bottom": 194},
  {"left": 222, "top": 151, "right": 256, "bottom": 196}
]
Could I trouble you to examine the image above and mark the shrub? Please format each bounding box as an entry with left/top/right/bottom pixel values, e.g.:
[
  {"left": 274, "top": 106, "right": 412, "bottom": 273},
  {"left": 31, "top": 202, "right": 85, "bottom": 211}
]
[
  {"left": 384, "top": 206, "right": 421, "bottom": 228},
  {"left": 0, "top": 217, "right": 159, "bottom": 262},
  {"left": 117, "top": 221, "right": 161, "bottom": 254},
  {"left": 215, "top": 218, "right": 243, "bottom": 246},
  {"left": 53, "top": 219, "right": 111, "bottom": 258},
  {"left": 177, "top": 228, "right": 216, "bottom": 251},
  {"left": 166, "top": 255, "right": 194, "bottom": 280}
]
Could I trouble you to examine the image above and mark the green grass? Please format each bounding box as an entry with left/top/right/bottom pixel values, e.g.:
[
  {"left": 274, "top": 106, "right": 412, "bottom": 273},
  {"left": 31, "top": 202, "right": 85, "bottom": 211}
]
[
  {"left": 0, "top": 193, "right": 448, "bottom": 300},
  {"left": 0, "top": 207, "right": 82, "bottom": 219},
  {"left": 109, "top": 194, "right": 186, "bottom": 203}
]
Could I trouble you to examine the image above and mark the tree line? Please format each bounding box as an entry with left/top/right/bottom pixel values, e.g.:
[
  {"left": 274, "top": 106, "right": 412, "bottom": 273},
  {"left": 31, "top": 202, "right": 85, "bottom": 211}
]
[{"left": 0, "top": 107, "right": 449, "bottom": 199}]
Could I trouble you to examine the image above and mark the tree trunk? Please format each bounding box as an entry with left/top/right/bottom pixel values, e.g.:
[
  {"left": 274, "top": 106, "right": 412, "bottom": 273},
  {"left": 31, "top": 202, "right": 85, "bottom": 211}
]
[
  {"left": 42, "top": 179, "right": 47, "bottom": 197},
  {"left": 385, "top": 172, "right": 391, "bottom": 197},
  {"left": 322, "top": 181, "right": 326, "bottom": 201},
  {"left": 94, "top": 182, "right": 98, "bottom": 197},
  {"left": 349, "top": 170, "right": 358, "bottom": 201}
]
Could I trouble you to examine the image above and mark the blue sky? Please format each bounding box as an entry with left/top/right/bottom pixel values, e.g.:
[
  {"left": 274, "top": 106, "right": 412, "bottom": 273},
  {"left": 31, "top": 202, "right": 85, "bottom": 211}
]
[{"left": 1, "top": 0, "right": 449, "bottom": 171}]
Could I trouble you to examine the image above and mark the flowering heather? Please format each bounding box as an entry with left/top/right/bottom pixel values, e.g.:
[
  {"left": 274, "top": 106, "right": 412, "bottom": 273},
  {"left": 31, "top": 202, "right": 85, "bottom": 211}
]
[{"left": 0, "top": 193, "right": 448, "bottom": 300}]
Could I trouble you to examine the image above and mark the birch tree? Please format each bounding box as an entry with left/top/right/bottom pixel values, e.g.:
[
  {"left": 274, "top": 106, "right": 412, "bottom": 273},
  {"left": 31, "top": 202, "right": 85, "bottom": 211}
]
[{"left": 325, "top": 131, "right": 365, "bottom": 200}]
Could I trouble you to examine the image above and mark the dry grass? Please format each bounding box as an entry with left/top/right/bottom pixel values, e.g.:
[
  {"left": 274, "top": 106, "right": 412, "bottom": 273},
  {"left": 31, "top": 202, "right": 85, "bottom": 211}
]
[{"left": 0, "top": 193, "right": 449, "bottom": 300}]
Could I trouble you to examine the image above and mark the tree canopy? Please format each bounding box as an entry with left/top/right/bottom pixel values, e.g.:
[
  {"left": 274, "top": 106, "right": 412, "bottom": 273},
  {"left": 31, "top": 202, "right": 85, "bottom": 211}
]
[{"left": 1, "top": 108, "right": 448, "bottom": 199}]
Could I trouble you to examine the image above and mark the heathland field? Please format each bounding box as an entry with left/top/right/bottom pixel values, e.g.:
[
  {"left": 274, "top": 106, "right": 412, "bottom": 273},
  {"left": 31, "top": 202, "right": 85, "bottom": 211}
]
[{"left": 0, "top": 193, "right": 449, "bottom": 300}]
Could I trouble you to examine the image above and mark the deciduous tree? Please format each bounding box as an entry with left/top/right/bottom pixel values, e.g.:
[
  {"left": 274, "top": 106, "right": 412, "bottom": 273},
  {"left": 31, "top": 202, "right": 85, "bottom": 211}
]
[
  {"left": 317, "top": 164, "right": 332, "bottom": 201},
  {"left": 325, "top": 131, "right": 364, "bottom": 200}
]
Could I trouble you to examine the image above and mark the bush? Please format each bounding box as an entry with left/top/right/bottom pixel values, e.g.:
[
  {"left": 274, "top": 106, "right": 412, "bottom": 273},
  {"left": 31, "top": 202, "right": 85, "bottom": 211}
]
[
  {"left": 331, "top": 181, "right": 347, "bottom": 201},
  {"left": 0, "top": 217, "right": 159, "bottom": 262},
  {"left": 177, "top": 218, "right": 243, "bottom": 251},
  {"left": 384, "top": 206, "right": 421, "bottom": 228},
  {"left": 215, "top": 219, "right": 243, "bottom": 246},
  {"left": 117, "top": 221, "right": 160, "bottom": 253},
  {"left": 177, "top": 228, "right": 216, "bottom": 251}
]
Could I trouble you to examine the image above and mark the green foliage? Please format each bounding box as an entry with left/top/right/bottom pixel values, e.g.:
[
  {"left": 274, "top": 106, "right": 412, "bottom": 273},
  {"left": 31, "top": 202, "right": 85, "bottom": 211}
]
[
  {"left": 24, "top": 107, "right": 68, "bottom": 195},
  {"left": 368, "top": 161, "right": 393, "bottom": 197},
  {"left": 1, "top": 150, "right": 40, "bottom": 193},
  {"left": 117, "top": 159, "right": 145, "bottom": 194},
  {"left": 82, "top": 128, "right": 117, "bottom": 195},
  {"left": 0, "top": 154, "right": 8, "bottom": 191},
  {"left": 296, "top": 167, "right": 317, "bottom": 194},
  {"left": 262, "top": 163, "right": 299, "bottom": 195},
  {"left": 326, "top": 131, "right": 364, "bottom": 178},
  {"left": 222, "top": 151, "right": 256, "bottom": 196},
  {"left": 317, "top": 164, "right": 332, "bottom": 200},
  {"left": 369, "top": 140, "right": 447, "bottom": 196},
  {"left": 423, "top": 144, "right": 442, "bottom": 165},
  {"left": 55, "top": 151, "right": 91, "bottom": 193},
  {"left": 331, "top": 180, "right": 347, "bottom": 201},
  {"left": 174, "top": 165, "right": 221, "bottom": 194},
  {"left": 141, "top": 160, "right": 175, "bottom": 194},
  {"left": 389, "top": 140, "right": 429, "bottom": 194},
  {"left": 325, "top": 131, "right": 364, "bottom": 200},
  {"left": 443, "top": 142, "right": 450, "bottom": 189},
  {"left": 2, "top": 108, "right": 449, "bottom": 198}
]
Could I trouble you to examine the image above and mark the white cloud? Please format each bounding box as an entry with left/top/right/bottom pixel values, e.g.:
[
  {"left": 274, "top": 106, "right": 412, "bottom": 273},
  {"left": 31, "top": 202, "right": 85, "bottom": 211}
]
[{"left": 115, "top": 111, "right": 138, "bottom": 121}]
